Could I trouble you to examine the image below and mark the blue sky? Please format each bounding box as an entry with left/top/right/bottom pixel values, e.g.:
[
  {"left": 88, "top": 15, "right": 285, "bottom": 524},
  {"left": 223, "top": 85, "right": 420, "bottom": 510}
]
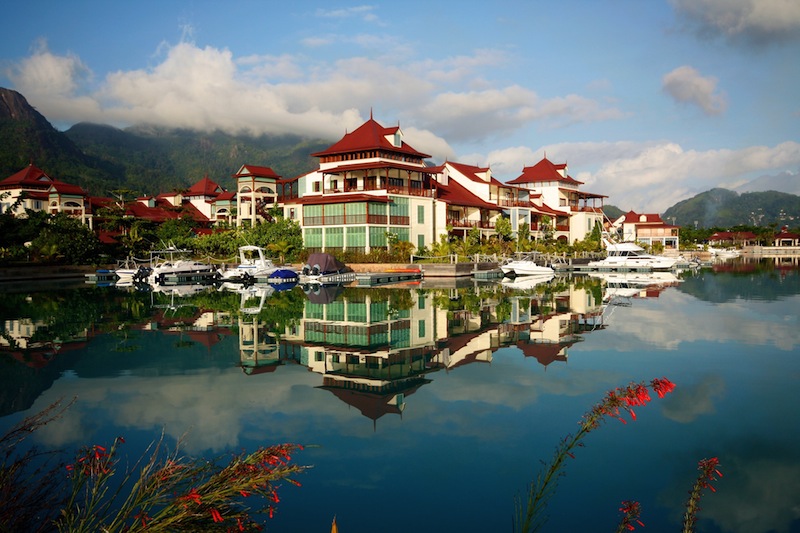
[{"left": 1, "top": 0, "right": 798, "bottom": 212}]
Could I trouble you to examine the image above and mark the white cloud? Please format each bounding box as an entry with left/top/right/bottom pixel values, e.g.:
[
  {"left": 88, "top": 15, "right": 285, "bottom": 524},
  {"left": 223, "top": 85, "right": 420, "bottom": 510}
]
[
  {"left": 662, "top": 65, "right": 727, "bottom": 115},
  {"left": 671, "top": 0, "right": 800, "bottom": 45},
  {"left": 10, "top": 38, "right": 91, "bottom": 97},
  {"left": 418, "top": 86, "right": 624, "bottom": 144}
]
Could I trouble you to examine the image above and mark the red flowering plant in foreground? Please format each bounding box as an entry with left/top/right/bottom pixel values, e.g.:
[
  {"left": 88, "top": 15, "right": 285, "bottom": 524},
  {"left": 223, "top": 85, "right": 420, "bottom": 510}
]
[
  {"left": 512, "top": 377, "right": 720, "bottom": 533},
  {"left": 56, "top": 434, "right": 307, "bottom": 532}
]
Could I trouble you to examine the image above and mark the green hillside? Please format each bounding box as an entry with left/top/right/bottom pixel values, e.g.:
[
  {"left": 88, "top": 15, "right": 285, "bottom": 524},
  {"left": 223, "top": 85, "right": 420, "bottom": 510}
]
[{"left": 662, "top": 188, "right": 800, "bottom": 228}]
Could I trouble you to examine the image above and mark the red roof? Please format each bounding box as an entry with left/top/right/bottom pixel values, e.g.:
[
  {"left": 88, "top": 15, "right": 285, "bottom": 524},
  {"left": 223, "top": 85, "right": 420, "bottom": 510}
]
[
  {"left": 446, "top": 161, "right": 505, "bottom": 186},
  {"left": 507, "top": 157, "right": 583, "bottom": 186},
  {"left": 312, "top": 117, "right": 431, "bottom": 159},
  {"left": 49, "top": 181, "right": 87, "bottom": 195},
  {"left": 621, "top": 211, "right": 666, "bottom": 225},
  {"left": 233, "top": 164, "right": 281, "bottom": 179},
  {"left": 434, "top": 178, "right": 500, "bottom": 211},
  {"left": 186, "top": 176, "right": 223, "bottom": 197},
  {"left": 1, "top": 163, "right": 54, "bottom": 188}
]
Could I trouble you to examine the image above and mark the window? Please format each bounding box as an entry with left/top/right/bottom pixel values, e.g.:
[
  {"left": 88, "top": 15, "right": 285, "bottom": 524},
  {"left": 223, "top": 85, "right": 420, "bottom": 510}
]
[
  {"left": 313, "top": 181, "right": 321, "bottom": 192},
  {"left": 417, "top": 205, "right": 424, "bottom": 223},
  {"left": 418, "top": 319, "right": 426, "bottom": 337},
  {"left": 325, "top": 227, "right": 344, "bottom": 248},
  {"left": 417, "top": 234, "right": 425, "bottom": 251}
]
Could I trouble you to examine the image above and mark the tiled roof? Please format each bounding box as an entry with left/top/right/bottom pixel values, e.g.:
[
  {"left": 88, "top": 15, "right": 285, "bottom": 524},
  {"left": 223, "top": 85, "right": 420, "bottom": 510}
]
[
  {"left": 446, "top": 161, "right": 504, "bottom": 186},
  {"left": 186, "top": 176, "right": 223, "bottom": 196},
  {"left": 312, "top": 117, "right": 431, "bottom": 159},
  {"left": 507, "top": 157, "right": 583, "bottom": 186},
  {"left": 621, "top": 211, "right": 665, "bottom": 224},
  {"left": 48, "top": 181, "right": 87, "bottom": 195},
  {"left": 0, "top": 163, "right": 53, "bottom": 187},
  {"left": 434, "top": 178, "right": 500, "bottom": 211},
  {"left": 234, "top": 165, "right": 281, "bottom": 179}
]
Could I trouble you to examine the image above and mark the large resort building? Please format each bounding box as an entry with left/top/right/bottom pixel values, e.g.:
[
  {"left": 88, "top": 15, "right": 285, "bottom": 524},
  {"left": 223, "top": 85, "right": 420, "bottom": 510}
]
[
  {"left": 2, "top": 115, "right": 614, "bottom": 252},
  {"left": 227, "top": 115, "right": 607, "bottom": 253}
]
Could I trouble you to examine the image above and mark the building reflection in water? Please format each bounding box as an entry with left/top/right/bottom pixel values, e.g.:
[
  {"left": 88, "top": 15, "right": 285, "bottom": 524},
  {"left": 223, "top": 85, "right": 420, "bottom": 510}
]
[
  {"left": 232, "top": 277, "right": 617, "bottom": 425},
  {"left": 0, "top": 274, "right": 686, "bottom": 422}
]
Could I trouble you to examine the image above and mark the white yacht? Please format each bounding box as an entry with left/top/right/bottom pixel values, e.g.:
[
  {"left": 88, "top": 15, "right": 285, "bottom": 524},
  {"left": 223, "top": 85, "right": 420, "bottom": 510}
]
[
  {"left": 220, "top": 245, "right": 299, "bottom": 284},
  {"left": 146, "top": 247, "right": 220, "bottom": 285},
  {"left": 587, "top": 239, "right": 677, "bottom": 271}
]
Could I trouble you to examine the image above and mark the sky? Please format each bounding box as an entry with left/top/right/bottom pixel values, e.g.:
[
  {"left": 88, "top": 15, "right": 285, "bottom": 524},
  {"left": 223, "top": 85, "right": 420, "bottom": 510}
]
[{"left": 1, "top": 0, "right": 799, "bottom": 212}]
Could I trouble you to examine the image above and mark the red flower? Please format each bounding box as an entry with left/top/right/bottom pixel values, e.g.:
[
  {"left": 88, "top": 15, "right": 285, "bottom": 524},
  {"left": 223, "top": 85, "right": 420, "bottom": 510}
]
[
  {"left": 651, "top": 377, "right": 676, "bottom": 398},
  {"left": 180, "top": 487, "right": 202, "bottom": 506},
  {"left": 210, "top": 508, "right": 223, "bottom": 522}
]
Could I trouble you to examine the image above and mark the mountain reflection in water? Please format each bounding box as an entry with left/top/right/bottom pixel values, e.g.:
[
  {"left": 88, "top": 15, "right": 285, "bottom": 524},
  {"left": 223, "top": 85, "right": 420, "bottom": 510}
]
[{"left": 1, "top": 257, "right": 799, "bottom": 533}]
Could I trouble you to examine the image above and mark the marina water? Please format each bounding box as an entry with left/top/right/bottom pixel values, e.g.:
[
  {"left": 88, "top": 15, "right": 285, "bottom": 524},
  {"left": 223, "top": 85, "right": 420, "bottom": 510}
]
[{"left": 1, "top": 258, "right": 798, "bottom": 532}]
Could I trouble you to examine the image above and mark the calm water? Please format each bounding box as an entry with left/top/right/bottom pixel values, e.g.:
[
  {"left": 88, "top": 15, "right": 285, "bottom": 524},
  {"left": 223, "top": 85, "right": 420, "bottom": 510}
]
[{"left": 2, "top": 258, "right": 799, "bottom": 533}]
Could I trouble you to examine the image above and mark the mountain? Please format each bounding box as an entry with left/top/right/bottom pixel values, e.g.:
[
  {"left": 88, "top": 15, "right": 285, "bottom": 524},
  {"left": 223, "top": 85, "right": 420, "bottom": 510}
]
[
  {"left": 64, "top": 122, "right": 327, "bottom": 196},
  {"left": 736, "top": 169, "right": 800, "bottom": 196},
  {"left": 662, "top": 188, "right": 800, "bottom": 228},
  {"left": 0, "top": 88, "right": 122, "bottom": 193},
  {"left": 0, "top": 87, "right": 328, "bottom": 197}
]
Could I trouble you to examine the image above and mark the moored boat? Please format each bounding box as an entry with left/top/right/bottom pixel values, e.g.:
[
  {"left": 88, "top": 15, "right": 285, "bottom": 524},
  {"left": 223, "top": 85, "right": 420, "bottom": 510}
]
[
  {"left": 500, "top": 253, "right": 555, "bottom": 277},
  {"left": 587, "top": 238, "right": 677, "bottom": 271}
]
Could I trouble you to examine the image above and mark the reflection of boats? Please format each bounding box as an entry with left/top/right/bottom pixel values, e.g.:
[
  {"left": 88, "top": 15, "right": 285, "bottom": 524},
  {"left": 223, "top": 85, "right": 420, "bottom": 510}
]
[
  {"left": 146, "top": 247, "right": 220, "bottom": 285},
  {"left": 589, "top": 271, "right": 681, "bottom": 301},
  {"left": 500, "top": 273, "right": 555, "bottom": 290},
  {"left": 303, "top": 283, "right": 345, "bottom": 304},
  {"left": 500, "top": 253, "right": 554, "bottom": 277},
  {"left": 588, "top": 238, "right": 677, "bottom": 271},
  {"left": 220, "top": 245, "right": 299, "bottom": 284}
]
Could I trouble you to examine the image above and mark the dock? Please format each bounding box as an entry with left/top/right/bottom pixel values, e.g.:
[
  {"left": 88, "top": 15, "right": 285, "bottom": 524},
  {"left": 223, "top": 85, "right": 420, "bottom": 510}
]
[{"left": 356, "top": 270, "right": 423, "bottom": 286}]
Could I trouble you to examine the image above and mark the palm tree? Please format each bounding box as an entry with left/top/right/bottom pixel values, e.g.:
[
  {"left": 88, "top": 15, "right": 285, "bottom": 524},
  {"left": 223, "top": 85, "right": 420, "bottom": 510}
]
[{"left": 266, "top": 240, "right": 293, "bottom": 265}]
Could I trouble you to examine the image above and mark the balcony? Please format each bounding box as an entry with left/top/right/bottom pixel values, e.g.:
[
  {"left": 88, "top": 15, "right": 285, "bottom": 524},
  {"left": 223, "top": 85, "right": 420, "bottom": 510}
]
[{"left": 447, "top": 218, "right": 494, "bottom": 229}]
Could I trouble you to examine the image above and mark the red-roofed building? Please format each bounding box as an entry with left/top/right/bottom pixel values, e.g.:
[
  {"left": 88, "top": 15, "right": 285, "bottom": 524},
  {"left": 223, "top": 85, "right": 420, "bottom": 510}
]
[
  {"left": 281, "top": 115, "right": 439, "bottom": 252},
  {"left": 774, "top": 228, "right": 800, "bottom": 247},
  {"left": 613, "top": 211, "right": 679, "bottom": 249},
  {"left": 1, "top": 163, "right": 97, "bottom": 228},
  {"left": 507, "top": 156, "right": 606, "bottom": 242},
  {"left": 709, "top": 231, "right": 759, "bottom": 246},
  {"left": 232, "top": 164, "right": 285, "bottom": 227}
]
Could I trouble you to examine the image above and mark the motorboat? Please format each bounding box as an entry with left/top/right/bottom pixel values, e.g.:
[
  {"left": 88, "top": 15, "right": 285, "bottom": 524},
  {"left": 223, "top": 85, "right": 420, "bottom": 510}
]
[
  {"left": 145, "top": 247, "right": 220, "bottom": 285},
  {"left": 500, "top": 253, "right": 555, "bottom": 277},
  {"left": 587, "top": 238, "right": 677, "bottom": 271},
  {"left": 220, "top": 245, "right": 299, "bottom": 284},
  {"left": 300, "top": 253, "right": 353, "bottom": 283},
  {"left": 708, "top": 246, "right": 740, "bottom": 260}
]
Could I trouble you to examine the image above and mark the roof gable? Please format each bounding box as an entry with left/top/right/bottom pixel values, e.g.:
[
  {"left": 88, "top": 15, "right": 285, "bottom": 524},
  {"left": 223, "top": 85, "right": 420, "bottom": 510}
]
[
  {"left": 312, "top": 117, "right": 431, "bottom": 159},
  {"left": 187, "top": 176, "right": 223, "bottom": 196},
  {"left": 507, "top": 157, "right": 582, "bottom": 186},
  {"left": 1, "top": 163, "right": 54, "bottom": 187},
  {"left": 234, "top": 164, "right": 281, "bottom": 179}
]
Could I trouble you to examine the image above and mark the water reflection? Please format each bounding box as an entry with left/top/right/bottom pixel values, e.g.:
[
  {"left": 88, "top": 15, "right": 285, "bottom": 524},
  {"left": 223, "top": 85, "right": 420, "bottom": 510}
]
[{"left": 2, "top": 258, "right": 799, "bottom": 532}]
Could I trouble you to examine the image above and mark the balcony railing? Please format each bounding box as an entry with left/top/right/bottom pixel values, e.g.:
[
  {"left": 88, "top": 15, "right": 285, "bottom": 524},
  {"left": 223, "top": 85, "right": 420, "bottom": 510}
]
[
  {"left": 303, "top": 214, "right": 389, "bottom": 226},
  {"left": 447, "top": 218, "right": 494, "bottom": 229}
]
